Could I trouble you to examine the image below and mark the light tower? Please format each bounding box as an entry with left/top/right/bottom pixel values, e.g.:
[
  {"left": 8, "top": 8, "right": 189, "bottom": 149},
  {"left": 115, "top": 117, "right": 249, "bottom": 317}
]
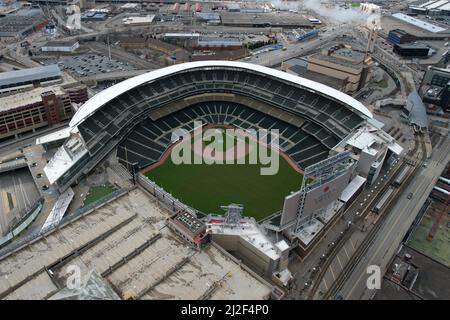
[{"left": 221, "top": 204, "right": 244, "bottom": 226}]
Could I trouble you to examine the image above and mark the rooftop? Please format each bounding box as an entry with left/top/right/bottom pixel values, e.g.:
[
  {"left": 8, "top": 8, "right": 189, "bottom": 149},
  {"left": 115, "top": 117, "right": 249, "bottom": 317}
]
[
  {"left": 343, "top": 125, "right": 404, "bottom": 156},
  {"left": 35, "top": 126, "right": 72, "bottom": 145},
  {"left": 392, "top": 13, "right": 447, "bottom": 33},
  {"left": 339, "top": 175, "right": 367, "bottom": 203},
  {"left": 0, "top": 189, "right": 273, "bottom": 300},
  {"left": 0, "top": 84, "right": 65, "bottom": 112},
  {"left": 206, "top": 216, "right": 281, "bottom": 261},
  {"left": 44, "top": 133, "right": 87, "bottom": 184},
  {"left": 69, "top": 61, "right": 372, "bottom": 128},
  {"left": 122, "top": 15, "right": 155, "bottom": 24},
  {"left": 43, "top": 40, "right": 78, "bottom": 47},
  {"left": 0, "top": 64, "right": 61, "bottom": 88}
]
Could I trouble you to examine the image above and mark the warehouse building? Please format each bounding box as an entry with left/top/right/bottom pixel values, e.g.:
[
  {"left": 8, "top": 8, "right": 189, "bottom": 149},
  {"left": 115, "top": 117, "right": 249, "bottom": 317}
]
[
  {"left": 0, "top": 65, "right": 61, "bottom": 95},
  {"left": 41, "top": 40, "right": 80, "bottom": 53},
  {"left": 283, "top": 44, "right": 373, "bottom": 94},
  {"left": 195, "top": 37, "right": 243, "bottom": 50},
  {"left": 420, "top": 66, "right": 450, "bottom": 112},
  {"left": 0, "top": 8, "right": 48, "bottom": 40},
  {"left": 393, "top": 43, "right": 431, "bottom": 57},
  {"left": 409, "top": 0, "right": 450, "bottom": 16},
  {"left": 392, "top": 13, "right": 447, "bottom": 33},
  {"left": 387, "top": 29, "right": 417, "bottom": 45}
]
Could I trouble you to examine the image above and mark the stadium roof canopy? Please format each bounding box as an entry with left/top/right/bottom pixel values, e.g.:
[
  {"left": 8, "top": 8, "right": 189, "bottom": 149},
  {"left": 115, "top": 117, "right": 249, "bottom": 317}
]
[
  {"left": 0, "top": 64, "right": 61, "bottom": 88},
  {"left": 69, "top": 61, "right": 372, "bottom": 127}
]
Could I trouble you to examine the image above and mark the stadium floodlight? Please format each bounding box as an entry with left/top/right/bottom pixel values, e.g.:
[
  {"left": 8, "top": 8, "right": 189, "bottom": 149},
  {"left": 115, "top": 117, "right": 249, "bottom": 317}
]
[{"left": 221, "top": 204, "right": 244, "bottom": 226}]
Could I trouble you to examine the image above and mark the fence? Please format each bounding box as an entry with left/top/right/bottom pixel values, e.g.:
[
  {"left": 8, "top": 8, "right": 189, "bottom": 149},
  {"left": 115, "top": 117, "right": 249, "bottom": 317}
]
[
  {"left": 0, "top": 198, "right": 44, "bottom": 248},
  {"left": 137, "top": 173, "right": 201, "bottom": 216}
]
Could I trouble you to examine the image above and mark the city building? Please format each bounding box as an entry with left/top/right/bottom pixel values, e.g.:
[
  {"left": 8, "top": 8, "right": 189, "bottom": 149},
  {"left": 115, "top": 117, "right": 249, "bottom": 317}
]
[
  {"left": 195, "top": 37, "right": 242, "bottom": 50},
  {"left": 0, "top": 65, "right": 88, "bottom": 141},
  {"left": 122, "top": 15, "right": 155, "bottom": 26},
  {"left": 409, "top": 0, "right": 450, "bottom": 16},
  {"left": 420, "top": 66, "right": 450, "bottom": 112},
  {"left": 0, "top": 8, "right": 48, "bottom": 40},
  {"left": 205, "top": 205, "right": 291, "bottom": 278},
  {"left": 392, "top": 13, "right": 447, "bottom": 34},
  {"left": 41, "top": 40, "right": 80, "bottom": 53},
  {"left": 284, "top": 44, "right": 373, "bottom": 94},
  {"left": 393, "top": 43, "right": 431, "bottom": 57},
  {"left": 0, "top": 64, "right": 61, "bottom": 95},
  {"left": 437, "top": 81, "right": 450, "bottom": 112},
  {"left": 387, "top": 29, "right": 417, "bottom": 45},
  {"left": 334, "top": 125, "right": 403, "bottom": 185},
  {"left": 167, "top": 211, "right": 210, "bottom": 249}
]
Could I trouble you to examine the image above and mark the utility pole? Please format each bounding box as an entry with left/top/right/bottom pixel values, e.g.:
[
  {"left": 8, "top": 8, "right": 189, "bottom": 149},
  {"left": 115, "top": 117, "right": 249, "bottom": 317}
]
[{"left": 107, "top": 34, "right": 111, "bottom": 61}]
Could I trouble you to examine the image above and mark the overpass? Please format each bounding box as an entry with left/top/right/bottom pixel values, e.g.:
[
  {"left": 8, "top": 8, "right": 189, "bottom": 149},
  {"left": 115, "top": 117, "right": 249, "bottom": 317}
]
[{"left": 79, "top": 69, "right": 150, "bottom": 83}]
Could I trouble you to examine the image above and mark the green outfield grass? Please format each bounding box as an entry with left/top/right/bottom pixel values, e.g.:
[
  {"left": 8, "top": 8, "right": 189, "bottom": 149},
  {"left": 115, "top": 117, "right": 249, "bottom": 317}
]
[
  {"left": 82, "top": 182, "right": 116, "bottom": 208},
  {"left": 408, "top": 215, "right": 450, "bottom": 267},
  {"left": 145, "top": 129, "right": 302, "bottom": 220}
]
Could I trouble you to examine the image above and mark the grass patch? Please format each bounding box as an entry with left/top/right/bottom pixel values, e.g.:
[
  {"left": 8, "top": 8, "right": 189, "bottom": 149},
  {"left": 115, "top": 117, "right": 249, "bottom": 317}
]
[
  {"left": 408, "top": 215, "right": 450, "bottom": 267},
  {"left": 145, "top": 130, "right": 302, "bottom": 221},
  {"left": 82, "top": 182, "right": 117, "bottom": 208}
]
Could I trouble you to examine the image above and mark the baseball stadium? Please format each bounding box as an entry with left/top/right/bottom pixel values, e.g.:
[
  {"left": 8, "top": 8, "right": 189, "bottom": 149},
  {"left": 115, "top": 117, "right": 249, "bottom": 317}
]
[
  {"left": 0, "top": 61, "right": 406, "bottom": 299},
  {"left": 44, "top": 61, "right": 371, "bottom": 220}
]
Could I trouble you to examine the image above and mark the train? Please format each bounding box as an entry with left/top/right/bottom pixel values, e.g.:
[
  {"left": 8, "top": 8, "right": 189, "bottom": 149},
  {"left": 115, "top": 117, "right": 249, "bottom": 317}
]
[
  {"left": 373, "top": 187, "right": 395, "bottom": 214},
  {"left": 393, "top": 165, "right": 411, "bottom": 187}
]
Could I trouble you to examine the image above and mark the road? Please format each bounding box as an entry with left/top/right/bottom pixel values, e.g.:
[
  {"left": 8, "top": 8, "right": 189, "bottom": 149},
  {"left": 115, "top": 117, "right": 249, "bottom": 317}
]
[
  {"left": 79, "top": 69, "right": 149, "bottom": 82},
  {"left": 240, "top": 28, "right": 346, "bottom": 67},
  {"left": 0, "top": 122, "right": 70, "bottom": 158},
  {"left": 338, "top": 137, "right": 450, "bottom": 300}
]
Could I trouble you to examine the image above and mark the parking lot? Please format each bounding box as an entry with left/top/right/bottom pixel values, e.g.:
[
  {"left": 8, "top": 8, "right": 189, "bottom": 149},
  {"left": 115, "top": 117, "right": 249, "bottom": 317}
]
[{"left": 43, "top": 54, "right": 135, "bottom": 77}]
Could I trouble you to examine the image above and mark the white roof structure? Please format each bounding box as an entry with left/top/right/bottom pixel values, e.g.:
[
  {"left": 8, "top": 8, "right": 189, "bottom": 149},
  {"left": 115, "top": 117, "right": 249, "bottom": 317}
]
[
  {"left": 344, "top": 125, "right": 404, "bottom": 157},
  {"left": 36, "top": 127, "right": 71, "bottom": 145},
  {"left": 392, "top": 13, "right": 447, "bottom": 33},
  {"left": 419, "top": 0, "right": 440, "bottom": 8},
  {"left": 41, "top": 187, "right": 74, "bottom": 233},
  {"left": 69, "top": 61, "right": 373, "bottom": 128},
  {"left": 206, "top": 217, "right": 281, "bottom": 261},
  {"left": 440, "top": 2, "right": 450, "bottom": 10},
  {"left": 44, "top": 136, "right": 87, "bottom": 184},
  {"left": 163, "top": 32, "right": 200, "bottom": 38},
  {"left": 423, "top": 0, "right": 448, "bottom": 9},
  {"left": 0, "top": 64, "right": 61, "bottom": 89},
  {"left": 122, "top": 15, "right": 155, "bottom": 24},
  {"left": 339, "top": 175, "right": 367, "bottom": 203}
]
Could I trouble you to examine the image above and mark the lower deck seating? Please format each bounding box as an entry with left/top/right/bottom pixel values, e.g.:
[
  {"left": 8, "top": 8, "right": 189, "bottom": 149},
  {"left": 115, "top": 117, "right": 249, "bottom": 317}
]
[{"left": 117, "top": 102, "right": 334, "bottom": 169}]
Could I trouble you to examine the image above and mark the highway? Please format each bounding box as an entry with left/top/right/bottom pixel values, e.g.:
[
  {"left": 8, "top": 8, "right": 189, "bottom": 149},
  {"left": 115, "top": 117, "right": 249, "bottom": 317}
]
[
  {"left": 79, "top": 69, "right": 149, "bottom": 82},
  {"left": 306, "top": 132, "right": 422, "bottom": 299},
  {"left": 338, "top": 137, "right": 450, "bottom": 300},
  {"left": 316, "top": 133, "right": 450, "bottom": 300},
  {"left": 240, "top": 27, "right": 347, "bottom": 67}
]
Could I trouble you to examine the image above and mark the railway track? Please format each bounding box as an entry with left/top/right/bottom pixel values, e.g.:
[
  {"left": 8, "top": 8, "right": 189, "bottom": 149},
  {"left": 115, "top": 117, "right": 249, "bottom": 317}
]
[
  {"left": 322, "top": 135, "right": 426, "bottom": 300},
  {"left": 307, "top": 135, "right": 424, "bottom": 299}
]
